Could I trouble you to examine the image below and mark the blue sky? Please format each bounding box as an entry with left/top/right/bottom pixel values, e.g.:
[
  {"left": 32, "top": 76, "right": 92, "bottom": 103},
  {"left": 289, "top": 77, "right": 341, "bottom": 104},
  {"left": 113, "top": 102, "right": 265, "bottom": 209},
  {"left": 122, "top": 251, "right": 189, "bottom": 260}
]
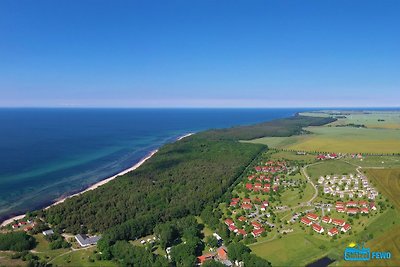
[{"left": 0, "top": 0, "right": 399, "bottom": 107}]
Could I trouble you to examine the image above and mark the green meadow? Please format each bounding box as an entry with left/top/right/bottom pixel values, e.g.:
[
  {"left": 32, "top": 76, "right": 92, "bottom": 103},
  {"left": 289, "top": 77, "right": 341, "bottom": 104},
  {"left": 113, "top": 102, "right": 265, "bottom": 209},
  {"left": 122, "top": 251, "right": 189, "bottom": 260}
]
[{"left": 245, "top": 126, "right": 400, "bottom": 154}]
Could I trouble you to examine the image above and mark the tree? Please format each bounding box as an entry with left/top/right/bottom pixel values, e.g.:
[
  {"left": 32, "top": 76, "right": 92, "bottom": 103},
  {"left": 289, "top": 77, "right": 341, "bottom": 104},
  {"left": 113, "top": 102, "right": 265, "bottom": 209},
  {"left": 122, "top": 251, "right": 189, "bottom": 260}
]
[
  {"left": 206, "top": 236, "right": 219, "bottom": 248},
  {"left": 227, "top": 242, "right": 251, "bottom": 261},
  {"left": 203, "top": 260, "right": 226, "bottom": 267}
]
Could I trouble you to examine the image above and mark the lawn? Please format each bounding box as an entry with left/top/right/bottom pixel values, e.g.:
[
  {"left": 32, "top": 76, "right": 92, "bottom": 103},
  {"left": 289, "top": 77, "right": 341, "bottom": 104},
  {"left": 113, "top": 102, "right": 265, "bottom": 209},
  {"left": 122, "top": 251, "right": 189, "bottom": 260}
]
[
  {"left": 306, "top": 160, "right": 357, "bottom": 180},
  {"left": 246, "top": 126, "right": 400, "bottom": 154},
  {"left": 50, "top": 247, "right": 117, "bottom": 267},
  {"left": 343, "top": 155, "right": 400, "bottom": 169},
  {"left": 249, "top": 208, "right": 399, "bottom": 267}
]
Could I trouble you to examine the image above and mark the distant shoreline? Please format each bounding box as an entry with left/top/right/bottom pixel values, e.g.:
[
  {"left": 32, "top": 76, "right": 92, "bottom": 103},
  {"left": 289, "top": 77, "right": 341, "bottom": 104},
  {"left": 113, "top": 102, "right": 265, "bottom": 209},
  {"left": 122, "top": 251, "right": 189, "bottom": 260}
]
[{"left": 0, "top": 132, "right": 194, "bottom": 227}]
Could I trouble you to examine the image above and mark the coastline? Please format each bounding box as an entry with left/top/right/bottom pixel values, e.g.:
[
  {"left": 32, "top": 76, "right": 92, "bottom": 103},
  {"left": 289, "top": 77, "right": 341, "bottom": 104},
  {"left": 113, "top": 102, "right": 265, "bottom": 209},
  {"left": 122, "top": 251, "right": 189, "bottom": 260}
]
[{"left": 0, "top": 132, "right": 194, "bottom": 227}]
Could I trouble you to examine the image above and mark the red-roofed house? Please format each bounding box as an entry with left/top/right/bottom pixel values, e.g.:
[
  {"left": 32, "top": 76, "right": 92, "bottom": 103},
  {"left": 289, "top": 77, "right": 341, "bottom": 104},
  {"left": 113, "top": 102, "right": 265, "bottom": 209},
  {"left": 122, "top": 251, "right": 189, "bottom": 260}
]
[
  {"left": 197, "top": 254, "right": 214, "bottom": 264},
  {"left": 12, "top": 224, "right": 19, "bottom": 229},
  {"left": 301, "top": 217, "right": 312, "bottom": 226},
  {"left": 237, "top": 229, "right": 247, "bottom": 236},
  {"left": 332, "top": 219, "right": 346, "bottom": 227},
  {"left": 336, "top": 202, "right": 345, "bottom": 208},
  {"left": 360, "top": 207, "right": 369, "bottom": 214},
  {"left": 341, "top": 224, "right": 351, "bottom": 233},
  {"left": 252, "top": 228, "right": 265, "bottom": 238},
  {"left": 251, "top": 221, "right": 263, "bottom": 229},
  {"left": 336, "top": 207, "right": 345, "bottom": 213},
  {"left": 225, "top": 219, "right": 234, "bottom": 226},
  {"left": 238, "top": 216, "right": 247, "bottom": 222},
  {"left": 243, "top": 198, "right": 251, "bottom": 204},
  {"left": 229, "top": 225, "right": 238, "bottom": 232},
  {"left": 328, "top": 227, "right": 339, "bottom": 237},
  {"left": 248, "top": 175, "right": 255, "bottom": 181},
  {"left": 370, "top": 202, "right": 377, "bottom": 210},
  {"left": 242, "top": 204, "right": 252, "bottom": 210},
  {"left": 322, "top": 216, "right": 332, "bottom": 224},
  {"left": 245, "top": 183, "right": 253, "bottom": 190},
  {"left": 347, "top": 208, "right": 359, "bottom": 215},
  {"left": 263, "top": 188, "right": 270, "bottom": 193},
  {"left": 306, "top": 213, "right": 319, "bottom": 221},
  {"left": 217, "top": 247, "right": 228, "bottom": 261},
  {"left": 230, "top": 201, "right": 238, "bottom": 207},
  {"left": 231, "top": 198, "right": 240, "bottom": 203},
  {"left": 254, "top": 183, "right": 262, "bottom": 189},
  {"left": 312, "top": 223, "right": 324, "bottom": 234},
  {"left": 346, "top": 201, "right": 358, "bottom": 207}
]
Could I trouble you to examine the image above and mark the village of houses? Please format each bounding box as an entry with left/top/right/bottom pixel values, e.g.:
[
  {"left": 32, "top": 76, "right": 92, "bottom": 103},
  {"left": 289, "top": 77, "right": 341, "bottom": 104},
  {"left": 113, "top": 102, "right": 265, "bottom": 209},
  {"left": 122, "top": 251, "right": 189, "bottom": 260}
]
[
  {"left": 1, "top": 151, "right": 384, "bottom": 266},
  {"left": 220, "top": 152, "right": 381, "bottom": 245}
]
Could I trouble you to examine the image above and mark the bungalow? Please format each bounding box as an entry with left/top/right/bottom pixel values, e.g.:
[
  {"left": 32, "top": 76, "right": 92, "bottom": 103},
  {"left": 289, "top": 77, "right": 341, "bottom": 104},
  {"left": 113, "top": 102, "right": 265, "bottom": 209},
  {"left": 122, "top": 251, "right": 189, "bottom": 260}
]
[
  {"left": 263, "top": 188, "right": 270, "bottom": 193},
  {"left": 197, "top": 254, "right": 214, "bottom": 265},
  {"left": 273, "top": 186, "right": 279, "bottom": 192},
  {"left": 228, "top": 225, "right": 238, "bottom": 233},
  {"left": 252, "top": 228, "right": 265, "bottom": 238},
  {"left": 346, "top": 201, "right": 358, "bottom": 207},
  {"left": 328, "top": 227, "right": 339, "bottom": 237},
  {"left": 300, "top": 217, "right": 312, "bottom": 226},
  {"left": 243, "top": 198, "right": 251, "bottom": 204},
  {"left": 332, "top": 219, "right": 346, "bottom": 227},
  {"left": 225, "top": 219, "right": 234, "bottom": 226},
  {"left": 237, "top": 229, "right": 247, "bottom": 237},
  {"left": 312, "top": 223, "right": 324, "bottom": 234},
  {"left": 12, "top": 224, "right": 19, "bottom": 229},
  {"left": 359, "top": 201, "right": 368, "bottom": 207},
  {"left": 341, "top": 224, "right": 351, "bottom": 233},
  {"left": 251, "top": 221, "right": 263, "bottom": 229},
  {"left": 42, "top": 229, "right": 54, "bottom": 236},
  {"left": 231, "top": 198, "right": 240, "bottom": 203},
  {"left": 75, "top": 234, "right": 101, "bottom": 247},
  {"left": 322, "top": 216, "right": 332, "bottom": 224},
  {"left": 238, "top": 216, "right": 247, "bottom": 222},
  {"left": 370, "top": 202, "right": 377, "bottom": 210},
  {"left": 335, "top": 201, "right": 345, "bottom": 208},
  {"left": 217, "top": 247, "right": 228, "bottom": 261},
  {"left": 347, "top": 208, "right": 359, "bottom": 215},
  {"left": 254, "top": 183, "right": 262, "bottom": 189},
  {"left": 241, "top": 204, "right": 252, "bottom": 210},
  {"left": 248, "top": 175, "right": 255, "bottom": 181},
  {"left": 306, "top": 213, "right": 319, "bottom": 221},
  {"left": 336, "top": 207, "right": 345, "bottom": 213},
  {"left": 262, "top": 201, "right": 269, "bottom": 207},
  {"left": 316, "top": 155, "right": 326, "bottom": 160},
  {"left": 255, "top": 166, "right": 262, "bottom": 171},
  {"left": 24, "top": 226, "right": 33, "bottom": 232},
  {"left": 360, "top": 207, "right": 369, "bottom": 214},
  {"left": 18, "top": 221, "right": 27, "bottom": 226},
  {"left": 230, "top": 201, "right": 238, "bottom": 207},
  {"left": 245, "top": 184, "right": 253, "bottom": 190}
]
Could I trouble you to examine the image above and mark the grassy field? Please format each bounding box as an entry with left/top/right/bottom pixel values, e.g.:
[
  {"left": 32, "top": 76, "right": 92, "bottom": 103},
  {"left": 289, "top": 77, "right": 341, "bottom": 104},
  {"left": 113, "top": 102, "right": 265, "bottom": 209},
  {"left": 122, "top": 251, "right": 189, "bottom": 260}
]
[
  {"left": 246, "top": 126, "right": 400, "bottom": 154},
  {"left": 366, "top": 169, "right": 400, "bottom": 210},
  {"left": 344, "top": 155, "right": 400, "bottom": 168},
  {"left": 306, "top": 160, "right": 357, "bottom": 180},
  {"left": 250, "top": 208, "right": 400, "bottom": 267},
  {"left": 300, "top": 111, "right": 400, "bottom": 130}
]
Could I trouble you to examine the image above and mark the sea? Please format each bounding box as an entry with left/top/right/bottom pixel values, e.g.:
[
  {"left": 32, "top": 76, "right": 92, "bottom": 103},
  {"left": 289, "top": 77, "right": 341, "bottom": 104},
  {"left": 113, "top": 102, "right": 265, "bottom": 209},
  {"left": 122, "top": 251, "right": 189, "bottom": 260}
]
[{"left": 0, "top": 108, "right": 310, "bottom": 221}]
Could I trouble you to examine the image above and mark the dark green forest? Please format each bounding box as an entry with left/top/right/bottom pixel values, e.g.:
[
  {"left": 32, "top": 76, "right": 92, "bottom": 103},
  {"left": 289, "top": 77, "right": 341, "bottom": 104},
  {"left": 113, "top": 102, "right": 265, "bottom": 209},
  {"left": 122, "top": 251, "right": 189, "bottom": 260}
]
[{"left": 41, "top": 114, "right": 334, "bottom": 265}]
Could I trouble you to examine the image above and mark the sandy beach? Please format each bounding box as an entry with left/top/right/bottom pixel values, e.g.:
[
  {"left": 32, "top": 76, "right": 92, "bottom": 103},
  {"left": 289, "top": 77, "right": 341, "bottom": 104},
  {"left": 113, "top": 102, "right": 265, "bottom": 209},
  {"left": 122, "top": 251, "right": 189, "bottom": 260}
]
[{"left": 1, "top": 133, "right": 194, "bottom": 227}]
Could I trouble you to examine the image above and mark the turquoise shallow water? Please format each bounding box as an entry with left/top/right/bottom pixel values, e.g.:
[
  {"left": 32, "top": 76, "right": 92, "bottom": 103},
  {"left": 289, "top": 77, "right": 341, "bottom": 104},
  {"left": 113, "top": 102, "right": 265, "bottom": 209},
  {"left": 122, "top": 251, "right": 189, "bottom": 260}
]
[{"left": 0, "top": 108, "right": 303, "bottom": 221}]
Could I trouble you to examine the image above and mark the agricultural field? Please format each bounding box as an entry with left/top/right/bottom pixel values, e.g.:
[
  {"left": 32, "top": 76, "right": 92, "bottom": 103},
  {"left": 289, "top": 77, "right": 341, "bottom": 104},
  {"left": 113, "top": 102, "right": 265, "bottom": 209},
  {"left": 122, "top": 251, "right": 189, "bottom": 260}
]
[
  {"left": 300, "top": 111, "right": 400, "bottom": 129},
  {"left": 246, "top": 126, "right": 400, "bottom": 154},
  {"left": 366, "top": 169, "right": 400, "bottom": 211}
]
